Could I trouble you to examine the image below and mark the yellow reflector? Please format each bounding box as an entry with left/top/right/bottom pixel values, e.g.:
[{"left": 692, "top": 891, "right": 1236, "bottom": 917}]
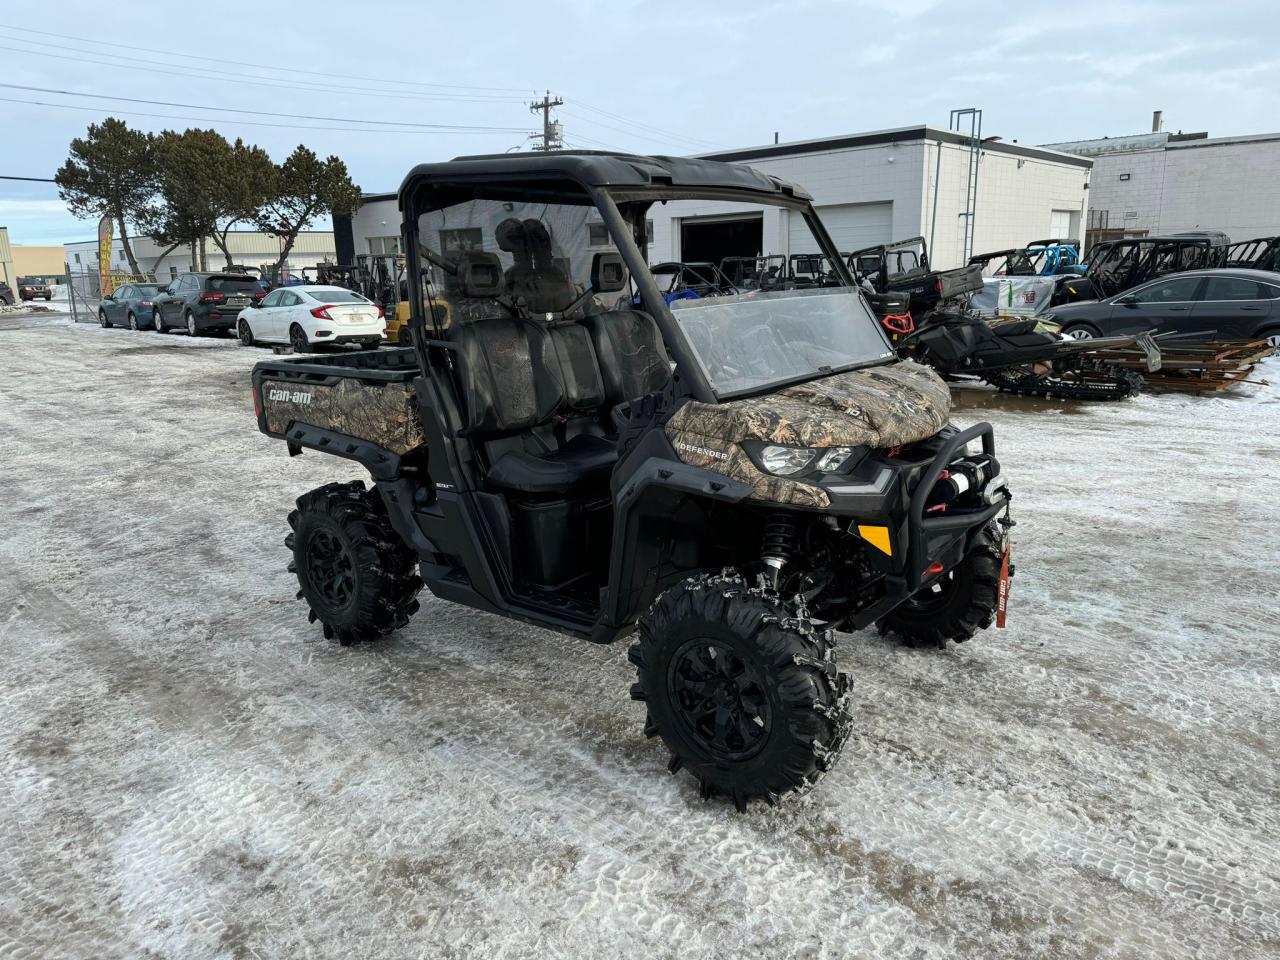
[{"left": 857, "top": 524, "right": 893, "bottom": 556}]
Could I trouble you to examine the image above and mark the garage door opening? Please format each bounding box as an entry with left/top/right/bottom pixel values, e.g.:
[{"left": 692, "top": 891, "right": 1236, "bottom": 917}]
[{"left": 679, "top": 216, "right": 763, "bottom": 265}]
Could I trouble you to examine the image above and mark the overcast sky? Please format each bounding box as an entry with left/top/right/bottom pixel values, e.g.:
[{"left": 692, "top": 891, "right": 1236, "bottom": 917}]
[{"left": 2, "top": 0, "right": 1277, "bottom": 246}]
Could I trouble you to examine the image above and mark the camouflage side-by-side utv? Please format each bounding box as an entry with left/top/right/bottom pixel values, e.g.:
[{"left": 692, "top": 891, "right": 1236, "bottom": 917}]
[{"left": 250, "top": 151, "right": 1015, "bottom": 810}]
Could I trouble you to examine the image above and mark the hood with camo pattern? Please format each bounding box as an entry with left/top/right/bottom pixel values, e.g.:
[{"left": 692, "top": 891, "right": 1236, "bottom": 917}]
[{"left": 664, "top": 360, "right": 951, "bottom": 507}]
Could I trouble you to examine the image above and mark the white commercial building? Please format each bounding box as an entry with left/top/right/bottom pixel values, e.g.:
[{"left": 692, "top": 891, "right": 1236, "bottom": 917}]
[
  {"left": 1043, "top": 128, "right": 1280, "bottom": 247},
  {"left": 344, "top": 129, "right": 1091, "bottom": 271},
  {"left": 64, "top": 230, "right": 337, "bottom": 284},
  {"left": 650, "top": 128, "right": 1091, "bottom": 269}
]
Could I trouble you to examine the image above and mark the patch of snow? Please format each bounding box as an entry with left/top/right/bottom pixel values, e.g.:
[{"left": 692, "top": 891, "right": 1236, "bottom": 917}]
[{"left": 1, "top": 319, "right": 1277, "bottom": 959}]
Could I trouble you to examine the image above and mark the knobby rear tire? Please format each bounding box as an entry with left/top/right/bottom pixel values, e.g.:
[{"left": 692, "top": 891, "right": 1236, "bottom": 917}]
[{"left": 286, "top": 480, "right": 423, "bottom": 645}]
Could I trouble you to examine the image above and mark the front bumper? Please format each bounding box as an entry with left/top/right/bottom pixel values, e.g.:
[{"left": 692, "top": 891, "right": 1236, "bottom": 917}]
[{"left": 820, "top": 422, "right": 1011, "bottom": 629}]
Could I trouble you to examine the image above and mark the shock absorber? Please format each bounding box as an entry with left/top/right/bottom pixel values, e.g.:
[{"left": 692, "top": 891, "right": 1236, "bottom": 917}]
[{"left": 761, "top": 514, "right": 797, "bottom": 590}]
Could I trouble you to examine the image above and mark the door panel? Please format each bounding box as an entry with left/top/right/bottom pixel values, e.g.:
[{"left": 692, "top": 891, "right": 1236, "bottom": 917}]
[
  {"left": 107, "top": 288, "right": 128, "bottom": 323},
  {"left": 1190, "top": 277, "right": 1269, "bottom": 339},
  {"left": 1111, "top": 276, "right": 1203, "bottom": 334}
]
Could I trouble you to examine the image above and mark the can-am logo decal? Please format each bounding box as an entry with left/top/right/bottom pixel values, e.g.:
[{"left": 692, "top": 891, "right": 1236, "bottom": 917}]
[
  {"left": 267, "top": 388, "right": 312, "bottom": 405},
  {"left": 675, "top": 440, "right": 729, "bottom": 462}
]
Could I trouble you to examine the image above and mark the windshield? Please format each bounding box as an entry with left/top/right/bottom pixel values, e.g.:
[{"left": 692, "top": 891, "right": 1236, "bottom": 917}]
[
  {"left": 669, "top": 287, "right": 895, "bottom": 397},
  {"left": 135, "top": 284, "right": 159, "bottom": 295}
]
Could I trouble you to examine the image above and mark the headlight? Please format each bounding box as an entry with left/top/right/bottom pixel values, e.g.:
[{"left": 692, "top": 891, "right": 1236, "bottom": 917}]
[
  {"left": 759, "top": 445, "right": 817, "bottom": 476},
  {"left": 815, "top": 447, "right": 857, "bottom": 472}
]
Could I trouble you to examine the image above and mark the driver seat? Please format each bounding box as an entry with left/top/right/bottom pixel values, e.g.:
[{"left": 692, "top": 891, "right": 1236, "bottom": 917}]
[{"left": 449, "top": 315, "right": 615, "bottom": 495}]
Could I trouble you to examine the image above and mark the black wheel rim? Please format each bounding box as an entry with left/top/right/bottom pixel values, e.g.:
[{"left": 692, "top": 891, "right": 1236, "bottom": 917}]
[
  {"left": 668, "top": 638, "right": 772, "bottom": 761},
  {"left": 239, "top": 322, "right": 251, "bottom": 345},
  {"left": 305, "top": 529, "right": 356, "bottom": 611},
  {"left": 291, "top": 329, "right": 307, "bottom": 352},
  {"left": 904, "top": 571, "right": 957, "bottom": 615}
]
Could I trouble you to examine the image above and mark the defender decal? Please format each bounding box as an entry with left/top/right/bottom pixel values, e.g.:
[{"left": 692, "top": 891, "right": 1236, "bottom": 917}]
[{"left": 674, "top": 440, "right": 730, "bottom": 462}]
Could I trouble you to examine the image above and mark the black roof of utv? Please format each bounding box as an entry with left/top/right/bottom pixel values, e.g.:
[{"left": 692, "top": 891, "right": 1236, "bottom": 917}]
[{"left": 398, "top": 150, "right": 812, "bottom": 207}]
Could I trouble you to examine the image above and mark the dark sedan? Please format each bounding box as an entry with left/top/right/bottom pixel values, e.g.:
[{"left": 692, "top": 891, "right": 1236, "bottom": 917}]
[
  {"left": 152, "top": 272, "right": 264, "bottom": 335},
  {"left": 97, "top": 283, "right": 162, "bottom": 330},
  {"left": 1048, "top": 269, "right": 1280, "bottom": 346}
]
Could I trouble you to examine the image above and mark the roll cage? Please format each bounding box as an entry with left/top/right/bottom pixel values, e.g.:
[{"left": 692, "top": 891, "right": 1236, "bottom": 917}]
[{"left": 396, "top": 150, "right": 860, "bottom": 406}]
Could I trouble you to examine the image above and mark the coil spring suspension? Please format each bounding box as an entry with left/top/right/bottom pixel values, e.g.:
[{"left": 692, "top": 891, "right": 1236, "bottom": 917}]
[{"left": 761, "top": 515, "right": 797, "bottom": 590}]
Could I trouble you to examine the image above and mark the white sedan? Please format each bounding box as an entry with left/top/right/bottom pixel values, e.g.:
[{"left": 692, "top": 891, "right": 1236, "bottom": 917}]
[{"left": 236, "top": 285, "right": 386, "bottom": 351}]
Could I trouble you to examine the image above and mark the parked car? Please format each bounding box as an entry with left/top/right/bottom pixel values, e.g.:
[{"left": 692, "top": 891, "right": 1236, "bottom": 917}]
[
  {"left": 1047, "top": 269, "right": 1280, "bottom": 345},
  {"left": 0, "top": 282, "right": 13, "bottom": 306},
  {"left": 18, "top": 281, "right": 52, "bottom": 301},
  {"left": 97, "top": 283, "right": 162, "bottom": 330},
  {"left": 235, "top": 284, "right": 385, "bottom": 351},
  {"left": 152, "top": 273, "right": 265, "bottom": 335}
]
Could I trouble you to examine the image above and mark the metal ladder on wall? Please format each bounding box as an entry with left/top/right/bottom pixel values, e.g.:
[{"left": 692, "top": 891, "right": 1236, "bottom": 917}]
[{"left": 949, "top": 108, "right": 982, "bottom": 262}]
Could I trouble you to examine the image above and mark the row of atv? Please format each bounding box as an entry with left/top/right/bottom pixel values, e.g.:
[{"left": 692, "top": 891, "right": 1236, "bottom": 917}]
[{"left": 851, "top": 236, "right": 1157, "bottom": 401}]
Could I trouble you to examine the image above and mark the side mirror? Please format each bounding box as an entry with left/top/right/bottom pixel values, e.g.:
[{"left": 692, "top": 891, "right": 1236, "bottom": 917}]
[
  {"left": 104, "top": 293, "right": 115, "bottom": 300},
  {"left": 591, "top": 252, "right": 627, "bottom": 293},
  {"left": 1116, "top": 294, "right": 1138, "bottom": 305}
]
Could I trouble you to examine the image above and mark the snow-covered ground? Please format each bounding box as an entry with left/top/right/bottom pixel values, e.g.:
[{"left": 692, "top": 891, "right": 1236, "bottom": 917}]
[{"left": 2, "top": 314, "right": 1278, "bottom": 960}]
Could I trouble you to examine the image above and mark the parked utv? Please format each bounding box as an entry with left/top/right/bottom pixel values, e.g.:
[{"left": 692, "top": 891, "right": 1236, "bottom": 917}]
[
  {"left": 250, "top": 152, "right": 1015, "bottom": 809},
  {"left": 1225, "top": 236, "right": 1280, "bottom": 273},
  {"left": 968, "top": 240, "right": 1098, "bottom": 307},
  {"left": 720, "top": 255, "right": 790, "bottom": 292},
  {"left": 849, "top": 236, "right": 984, "bottom": 313},
  {"left": 1084, "top": 231, "right": 1230, "bottom": 298}
]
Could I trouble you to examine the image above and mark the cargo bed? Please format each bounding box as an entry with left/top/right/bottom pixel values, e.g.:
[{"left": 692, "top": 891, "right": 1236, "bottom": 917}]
[{"left": 251, "top": 347, "right": 426, "bottom": 458}]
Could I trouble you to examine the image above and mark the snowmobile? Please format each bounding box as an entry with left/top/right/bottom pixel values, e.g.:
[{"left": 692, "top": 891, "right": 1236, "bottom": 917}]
[
  {"left": 912, "top": 313, "right": 1153, "bottom": 400},
  {"left": 887, "top": 307, "right": 1153, "bottom": 401},
  {"left": 250, "top": 151, "right": 1016, "bottom": 810}
]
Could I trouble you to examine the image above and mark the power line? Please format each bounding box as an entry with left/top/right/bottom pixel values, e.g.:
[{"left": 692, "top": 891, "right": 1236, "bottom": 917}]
[
  {"left": 0, "top": 23, "right": 532, "bottom": 95},
  {"left": 0, "top": 174, "right": 56, "bottom": 182},
  {"left": 0, "top": 95, "right": 525, "bottom": 136},
  {"left": 0, "top": 84, "right": 529, "bottom": 133},
  {"left": 1, "top": 41, "right": 530, "bottom": 106},
  {"left": 569, "top": 100, "right": 722, "bottom": 149}
]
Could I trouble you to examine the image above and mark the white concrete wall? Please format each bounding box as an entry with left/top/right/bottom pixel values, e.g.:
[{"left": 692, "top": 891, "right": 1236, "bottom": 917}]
[
  {"left": 350, "top": 198, "right": 402, "bottom": 256},
  {"left": 923, "top": 142, "right": 1090, "bottom": 268},
  {"left": 1069, "top": 135, "right": 1280, "bottom": 242},
  {"left": 646, "top": 142, "right": 929, "bottom": 263},
  {"left": 1084, "top": 148, "right": 1168, "bottom": 237}
]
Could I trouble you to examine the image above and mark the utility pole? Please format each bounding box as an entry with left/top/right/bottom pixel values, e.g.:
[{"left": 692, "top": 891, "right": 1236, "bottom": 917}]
[{"left": 529, "top": 91, "right": 565, "bottom": 152}]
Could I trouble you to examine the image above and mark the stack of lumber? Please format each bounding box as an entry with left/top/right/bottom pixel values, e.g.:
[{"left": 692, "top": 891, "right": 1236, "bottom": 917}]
[{"left": 1088, "top": 339, "right": 1276, "bottom": 393}]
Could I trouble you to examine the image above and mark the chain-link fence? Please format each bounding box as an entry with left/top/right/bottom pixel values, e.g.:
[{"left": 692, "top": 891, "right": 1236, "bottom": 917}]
[{"left": 65, "top": 267, "right": 160, "bottom": 323}]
